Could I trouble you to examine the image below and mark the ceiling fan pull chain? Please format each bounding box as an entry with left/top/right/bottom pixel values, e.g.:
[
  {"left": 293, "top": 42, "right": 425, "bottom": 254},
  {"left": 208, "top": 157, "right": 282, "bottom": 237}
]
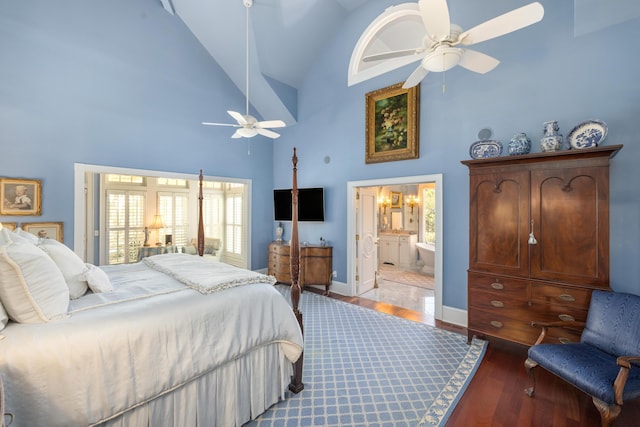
[{"left": 442, "top": 54, "right": 446, "bottom": 94}]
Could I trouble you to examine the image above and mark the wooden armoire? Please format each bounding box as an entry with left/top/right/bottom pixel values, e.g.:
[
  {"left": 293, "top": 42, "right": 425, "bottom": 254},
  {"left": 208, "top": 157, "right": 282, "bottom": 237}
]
[{"left": 462, "top": 145, "right": 622, "bottom": 346}]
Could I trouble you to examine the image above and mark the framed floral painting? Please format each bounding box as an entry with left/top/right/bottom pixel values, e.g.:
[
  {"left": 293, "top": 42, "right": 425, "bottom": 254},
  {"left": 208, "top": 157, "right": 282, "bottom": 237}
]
[{"left": 365, "top": 82, "right": 420, "bottom": 164}]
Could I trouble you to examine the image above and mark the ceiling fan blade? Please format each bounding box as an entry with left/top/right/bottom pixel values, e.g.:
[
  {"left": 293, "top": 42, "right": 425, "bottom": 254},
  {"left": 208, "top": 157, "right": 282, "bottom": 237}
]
[
  {"left": 256, "top": 119, "right": 286, "bottom": 129},
  {"left": 227, "top": 110, "right": 248, "bottom": 125},
  {"left": 419, "top": 0, "right": 450, "bottom": 41},
  {"left": 363, "top": 48, "right": 422, "bottom": 63},
  {"left": 256, "top": 128, "right": 281, "bottom": 139},
  {"left": 231, "top": 130, "right": 244, "bottom": 139},
  {"left": 458, "top": 49, "right": 500, "bottom": 74},
  {"left": 459, "top": 2, "right": 544, "bottom": 46},
  {"left": 202, "top": 122, "right": 240, "bottom": 127},
  {"left": 402, "top": 64, "right": 429, "bottom": 88}
]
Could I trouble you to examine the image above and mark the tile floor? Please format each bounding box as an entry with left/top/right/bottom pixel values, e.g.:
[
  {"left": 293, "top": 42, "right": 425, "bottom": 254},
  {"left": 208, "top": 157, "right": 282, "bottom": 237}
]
[{"left": 360, "top": 264, "right": 435, "bottom": 322}]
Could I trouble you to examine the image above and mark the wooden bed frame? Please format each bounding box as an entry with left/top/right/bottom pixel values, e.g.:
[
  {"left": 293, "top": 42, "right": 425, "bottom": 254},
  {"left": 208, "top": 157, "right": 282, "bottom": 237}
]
[{"left": 196, "top": 147, "right": 304, "bottom": 393}]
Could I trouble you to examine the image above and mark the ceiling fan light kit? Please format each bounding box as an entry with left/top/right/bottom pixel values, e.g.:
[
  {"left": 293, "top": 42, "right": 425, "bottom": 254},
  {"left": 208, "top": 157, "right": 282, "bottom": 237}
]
[
  {"left": 348, "top": 0, "right": 544, "bottom": 89},
  {"left": 202, "top": 0, "right": 286, "bottom": 139}
]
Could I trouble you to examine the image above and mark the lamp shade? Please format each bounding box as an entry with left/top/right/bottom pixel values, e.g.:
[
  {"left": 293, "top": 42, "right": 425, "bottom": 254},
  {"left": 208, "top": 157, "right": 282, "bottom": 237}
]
[{"left": 148, "top": 214, "right": 166, "bottom": 230}]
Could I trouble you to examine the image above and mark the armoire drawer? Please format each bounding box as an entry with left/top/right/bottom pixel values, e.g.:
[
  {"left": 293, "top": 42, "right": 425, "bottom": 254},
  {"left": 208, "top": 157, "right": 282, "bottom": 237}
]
[
  {"left": 468, "top": 273, "right": 529, "bottom": 299},
  {"left": 468, "top": 288, "right": 530, "bottom": 318},
  {"left": 530, "top": 283, "right": 593, "bottom": 310},
  {"left": 468, "top": 309, "right": 540, "bottom": 345}
]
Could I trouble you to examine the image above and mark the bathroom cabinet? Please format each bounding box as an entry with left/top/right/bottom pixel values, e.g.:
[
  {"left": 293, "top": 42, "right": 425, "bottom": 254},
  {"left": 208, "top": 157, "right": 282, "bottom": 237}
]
[
  {"left": 378, "top": 233, "right": 416, "bottom": 270},
  {"left": 462, "top": 145, "right": 622, "bottom": 346}
]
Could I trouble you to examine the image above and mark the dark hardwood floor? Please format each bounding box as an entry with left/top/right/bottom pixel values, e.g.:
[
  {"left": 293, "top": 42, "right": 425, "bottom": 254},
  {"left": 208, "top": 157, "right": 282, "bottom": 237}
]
[{"left": 312, "top": 288, "right": 640, "bottom": 427}]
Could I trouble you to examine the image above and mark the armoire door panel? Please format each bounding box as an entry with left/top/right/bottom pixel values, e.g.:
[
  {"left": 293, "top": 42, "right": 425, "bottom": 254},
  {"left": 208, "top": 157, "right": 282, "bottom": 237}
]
[
  {"left": 530, "top": 167, "right": 608, "bottom": 285},
  {"left": 469, "top": 171, "right": 529, "bottom": 276}
]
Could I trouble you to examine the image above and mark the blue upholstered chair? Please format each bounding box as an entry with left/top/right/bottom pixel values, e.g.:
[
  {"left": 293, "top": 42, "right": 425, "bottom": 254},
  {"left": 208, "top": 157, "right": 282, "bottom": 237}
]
[{"left": 524, "top": 290, "right": 640, "bottom": 427}]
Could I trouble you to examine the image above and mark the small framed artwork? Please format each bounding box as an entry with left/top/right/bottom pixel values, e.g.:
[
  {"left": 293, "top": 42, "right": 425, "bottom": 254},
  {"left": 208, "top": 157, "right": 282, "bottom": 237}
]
[
  {"left": 0, "top": 178, "right": 42, "bottom": 216},
  {"left": 21, "top": 222, "right": 64, "bottom": 243},
  {"left": 365, "top": 82, "right": 420, "bottom": 164},
  {"left": 390, "top": 191, "right": 403, "bottom": 209},
  {"left": 1, "top": 222, "right": 17, "bottom": 231}
]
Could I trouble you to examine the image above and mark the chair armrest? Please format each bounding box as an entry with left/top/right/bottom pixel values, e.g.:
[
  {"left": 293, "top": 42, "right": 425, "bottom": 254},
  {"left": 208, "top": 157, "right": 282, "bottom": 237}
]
[
  {"left": 530, "top": 320, "right": 586, "bottom": 345},
  {"left": 613, "top": 355, "right": 640, "bottom": 405}
]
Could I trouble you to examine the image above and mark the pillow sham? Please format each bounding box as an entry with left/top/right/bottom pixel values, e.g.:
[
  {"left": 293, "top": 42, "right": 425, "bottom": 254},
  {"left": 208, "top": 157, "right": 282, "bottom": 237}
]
[
  {"left": 0, "top": 228, "right": 69, "bottom": 323},
  {"left": 82, "top": 263, "right": 113, "bottom": 293},
  {"left": 37, "top": 238, "right": 88, "bottom": 299},
  {"left": 14, "top": 227, "right": 39, "bottom": 245}
]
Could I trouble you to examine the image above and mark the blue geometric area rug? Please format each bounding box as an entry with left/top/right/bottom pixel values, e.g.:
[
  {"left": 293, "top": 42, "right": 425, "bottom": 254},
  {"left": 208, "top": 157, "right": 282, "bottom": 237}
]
[{"left": 247, "top": 285, "right": 487, "bottom": 427}]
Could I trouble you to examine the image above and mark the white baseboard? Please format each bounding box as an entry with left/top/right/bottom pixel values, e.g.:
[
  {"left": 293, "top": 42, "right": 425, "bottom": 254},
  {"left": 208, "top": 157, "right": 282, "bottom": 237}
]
[{"left": 441, "top": 305, "right": 468, "bottom": 328}]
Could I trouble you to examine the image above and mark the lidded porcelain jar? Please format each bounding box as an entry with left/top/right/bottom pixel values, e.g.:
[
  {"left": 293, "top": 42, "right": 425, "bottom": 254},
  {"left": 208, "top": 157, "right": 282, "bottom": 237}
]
[
  {"left": 540, "top": 120, "right": 563, "bottom": 152},
  {"left": 508, "top": 133, "right": 531, "bottom": 156}
]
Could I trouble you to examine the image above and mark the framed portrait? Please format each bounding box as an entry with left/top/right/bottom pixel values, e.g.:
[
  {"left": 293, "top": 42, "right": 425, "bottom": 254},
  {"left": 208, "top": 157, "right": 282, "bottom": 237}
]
[
  {"left": 390, "top": 191, "right": 402, "bottom": 209},
  {"left": 365, "top": 82, "right": 420, "bottom": 164},
  {"left": 21, "top": 222, "right": 64, "bottom": 243},
  {"left": 0, "top": 178, "right": 42, "bottom": 216},
  {"left": 1, "top": 222, "right": 17, "bottom": 231}
]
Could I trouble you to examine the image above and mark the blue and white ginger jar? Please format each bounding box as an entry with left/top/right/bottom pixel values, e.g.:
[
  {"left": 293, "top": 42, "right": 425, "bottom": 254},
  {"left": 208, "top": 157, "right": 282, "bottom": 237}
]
[{"left": 508, "top": 133, "right": 531, "bottom": 156}]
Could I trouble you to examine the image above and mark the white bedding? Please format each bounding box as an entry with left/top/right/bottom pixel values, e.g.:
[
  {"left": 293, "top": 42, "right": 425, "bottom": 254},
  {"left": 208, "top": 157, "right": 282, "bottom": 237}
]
[{"left": 0, "top": 254, "right": 303, "bottom": 426}]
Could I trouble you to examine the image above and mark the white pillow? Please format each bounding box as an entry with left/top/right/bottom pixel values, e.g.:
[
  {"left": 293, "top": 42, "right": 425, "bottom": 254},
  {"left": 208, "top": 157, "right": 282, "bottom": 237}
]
[
  {"left": 13, "top": 227, "right": 39, "bottom": 245},
  {"left": 82, "top": 264, "right": 113, "bottom": 293},
  {"left": 0, "top": 228, "right": 69, "bottom": 323},
  {"left": 37, "top": 238, "right": 88, "bottom": 299}
]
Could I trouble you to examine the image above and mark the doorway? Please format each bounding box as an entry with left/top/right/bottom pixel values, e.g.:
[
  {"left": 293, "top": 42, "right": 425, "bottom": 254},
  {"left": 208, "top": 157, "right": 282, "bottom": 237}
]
[{"left": 346, "top": 174, "right": 443, "bottom": 321}]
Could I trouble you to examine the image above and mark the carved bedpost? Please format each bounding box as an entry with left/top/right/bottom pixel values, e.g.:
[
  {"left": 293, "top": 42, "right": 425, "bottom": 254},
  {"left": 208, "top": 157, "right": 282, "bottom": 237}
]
[
  {"left": 197, "top": 169, "right": 205, "bottom": 257},
  {"left": 289, "top": 147, "right": 304, "bottom": 393}
]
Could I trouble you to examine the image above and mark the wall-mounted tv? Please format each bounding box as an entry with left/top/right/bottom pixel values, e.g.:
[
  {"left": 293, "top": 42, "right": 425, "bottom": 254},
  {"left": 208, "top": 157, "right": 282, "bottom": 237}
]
[{"left": 274, "top": 187, "right": 325, "bottom": 222}]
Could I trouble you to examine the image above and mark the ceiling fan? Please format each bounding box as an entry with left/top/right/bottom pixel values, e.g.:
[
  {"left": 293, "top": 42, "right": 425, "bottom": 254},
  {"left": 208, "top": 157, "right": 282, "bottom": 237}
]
[
  {"left": 202, "top": 0, "right": 285, "bottom": 139},
  {"left": 348, "top": 0, "right": 544, "bottom": 89}
]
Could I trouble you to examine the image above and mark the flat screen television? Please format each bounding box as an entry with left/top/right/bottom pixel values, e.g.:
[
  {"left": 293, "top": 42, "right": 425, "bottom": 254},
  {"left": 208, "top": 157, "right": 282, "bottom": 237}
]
[{"left": 274, "top": 187, "right": 325, "bottom": 222}]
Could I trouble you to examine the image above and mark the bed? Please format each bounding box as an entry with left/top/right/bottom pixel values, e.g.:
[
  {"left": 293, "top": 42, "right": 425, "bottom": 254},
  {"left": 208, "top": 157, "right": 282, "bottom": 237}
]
[{"left": 0, "top": 149, "right": 305, "bottom": 426}]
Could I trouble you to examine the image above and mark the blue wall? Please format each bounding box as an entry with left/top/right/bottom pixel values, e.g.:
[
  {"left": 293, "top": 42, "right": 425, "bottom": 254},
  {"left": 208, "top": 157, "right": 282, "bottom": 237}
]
[
  {"left": 0, "top": 0, "right": 275, "bottom": 268},
  {"left": 273, "top": 0, "right": 640, "bottom": 309},
  {"left": 1, "top": 0, "right": 639, "bottom": 312}
]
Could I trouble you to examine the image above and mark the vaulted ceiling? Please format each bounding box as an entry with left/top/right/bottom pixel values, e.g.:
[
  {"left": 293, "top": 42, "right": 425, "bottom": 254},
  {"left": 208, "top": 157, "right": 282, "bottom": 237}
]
[
  {"left": 160, "top": 0, "right": 640, "bottom": 126},
  {"left": 161, "top": 0, "right": 368, "bottom": 126}
]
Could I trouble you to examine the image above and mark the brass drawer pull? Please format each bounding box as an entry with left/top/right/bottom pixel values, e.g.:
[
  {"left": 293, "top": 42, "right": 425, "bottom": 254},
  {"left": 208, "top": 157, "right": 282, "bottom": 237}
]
[
  {"left": 559, "top": 294, "right": 576, "bottom": 302},
  {"left": 490, "top": 282, "right": 504, "bottom": 290},
  {"left": 490, "top": 300, "right": 504, "bottom": 308},
  {"left": 558, "top": 314, "right": 575, "bottom": 322},
  {"left": 490, "top": 320, "right": 503, "bottom": 328},
  {"left": 558, "top": 337, "right": 571, "bottom": 344}
]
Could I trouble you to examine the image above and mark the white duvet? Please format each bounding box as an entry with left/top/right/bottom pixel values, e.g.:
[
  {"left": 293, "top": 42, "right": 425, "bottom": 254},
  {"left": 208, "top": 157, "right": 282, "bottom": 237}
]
[{"left": 0, "top": 254, "right": 303, "bottom": 426}]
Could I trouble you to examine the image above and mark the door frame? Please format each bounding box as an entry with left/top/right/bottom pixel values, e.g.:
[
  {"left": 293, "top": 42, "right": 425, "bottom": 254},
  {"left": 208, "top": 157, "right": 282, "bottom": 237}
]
[{"left": 346, "top": 174, "right": 443, "bottom": 320}]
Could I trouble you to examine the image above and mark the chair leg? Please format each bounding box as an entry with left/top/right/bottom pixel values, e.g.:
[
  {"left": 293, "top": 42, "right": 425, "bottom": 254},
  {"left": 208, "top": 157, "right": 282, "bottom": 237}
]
[
  {"left": 592, "top": 397, "right": 621, "bottom": 427},
  {"left": 524, "top": 357, "right": 538, "bottom": 397}
]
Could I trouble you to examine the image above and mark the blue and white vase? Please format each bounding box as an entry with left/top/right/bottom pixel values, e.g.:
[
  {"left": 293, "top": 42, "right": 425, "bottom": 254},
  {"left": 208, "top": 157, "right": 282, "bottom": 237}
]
[
  {"left": 508, "top": 133, "right": 531, "bottom": 156},
  {"left": 539, "top": 120, "right": 563, "bottom": 152}
]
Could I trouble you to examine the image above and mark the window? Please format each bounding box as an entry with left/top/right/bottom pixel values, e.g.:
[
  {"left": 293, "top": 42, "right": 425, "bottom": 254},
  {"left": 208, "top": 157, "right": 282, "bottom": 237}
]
[
  {"left": 203, "top": 190, "right": 224, "bottom": 241},
  {"left": 105, "top": 190, "right": 146, "bottom": 264},
  {"left": 158, "top": 192, "right": 189, "bottom": 247},
  {"left": 225, "top": 184, "right": 244, "bottom": 257}
]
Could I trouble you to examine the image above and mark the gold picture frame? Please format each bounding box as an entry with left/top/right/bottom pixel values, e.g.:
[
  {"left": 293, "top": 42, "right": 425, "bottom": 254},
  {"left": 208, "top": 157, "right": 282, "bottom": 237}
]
[
  {"left": 390, "top": 191, "right": 402, "bottom": 209},
  {"left": 1, "top": 222, "right": 17, "bottom": 231},
  {"left": 365, "top": 82, "right": 420, "bottom": 164},
  {"left": 21, "top": 222, "right": 64, "bottom": 243},
  {"left": 0, "top": 178, "right": 42, "bottom": 216}
]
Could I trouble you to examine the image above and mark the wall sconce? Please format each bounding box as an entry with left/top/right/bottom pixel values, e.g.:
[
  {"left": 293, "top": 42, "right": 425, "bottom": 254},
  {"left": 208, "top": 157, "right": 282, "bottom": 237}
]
[
  {"left": 406, "top": 195, "right": 419, "bottom": 214},
  {"left": 148, "top": 214, "right": 166, "bottom": 246},
  {"left": 378, "top": 197, "right": 391, "bottom": 214}
]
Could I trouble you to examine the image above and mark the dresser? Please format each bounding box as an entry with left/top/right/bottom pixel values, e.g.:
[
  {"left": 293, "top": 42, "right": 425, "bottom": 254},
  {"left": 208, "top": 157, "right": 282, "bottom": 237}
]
[
  {"left": 268, "top": 242, "right": 333, "bottom": 294},
  {"left": 462, "top": 145, "right": 622, "bottom": 346}
]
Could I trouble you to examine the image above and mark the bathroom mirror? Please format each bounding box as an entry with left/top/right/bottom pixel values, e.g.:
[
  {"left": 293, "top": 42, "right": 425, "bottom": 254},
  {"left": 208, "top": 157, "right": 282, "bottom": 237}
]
[{"left": 391, "top": 211, "right": 403, "bottom": 230}]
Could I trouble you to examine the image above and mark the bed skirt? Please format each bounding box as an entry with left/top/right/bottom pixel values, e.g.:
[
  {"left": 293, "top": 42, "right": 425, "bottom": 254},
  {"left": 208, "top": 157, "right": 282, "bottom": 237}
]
[{"left": 93, "top": 343, "right": 293, "bottom": 427}]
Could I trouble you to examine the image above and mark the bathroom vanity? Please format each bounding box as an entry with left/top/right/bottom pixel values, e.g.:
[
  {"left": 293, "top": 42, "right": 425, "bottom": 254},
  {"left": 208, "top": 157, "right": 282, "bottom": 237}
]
[{"left": 378, "top": 233, "right": 417, "bottom": 270}]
